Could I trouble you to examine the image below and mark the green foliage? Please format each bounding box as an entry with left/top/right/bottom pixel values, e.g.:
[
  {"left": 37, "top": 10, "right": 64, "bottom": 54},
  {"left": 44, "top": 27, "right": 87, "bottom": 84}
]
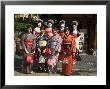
[
  {"left": 14, "top": 22, "right": 32, "bottom": 32},
  {"left": 14, "top": 22, "right": 32, "bottom": 40}
]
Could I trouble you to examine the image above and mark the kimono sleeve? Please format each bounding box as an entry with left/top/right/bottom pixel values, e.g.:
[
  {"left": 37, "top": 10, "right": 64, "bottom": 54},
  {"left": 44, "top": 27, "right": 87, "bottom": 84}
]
[
  {"left": 32, "top": 35, "right": 36, "bottom": 50},
  {"left": 21, "top": 34, "right": 26, "bottom": 50},
  {"left": 33, "top": 28, "right": 37, "bottom": 35},
  {"left": 55, "top": 36, "right": 63, "bottom": 52},
  {"left": 71, "top": 36, "right": 76, "bottom": 53}
]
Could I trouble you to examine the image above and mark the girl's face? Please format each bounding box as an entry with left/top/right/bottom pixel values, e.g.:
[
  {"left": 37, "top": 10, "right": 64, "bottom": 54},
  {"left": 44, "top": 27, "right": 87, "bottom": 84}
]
[
  {"left": 38, "top": 22, "right": 41, "bottom": 27},
  {"left": 65, "top": 30, "right": 70, "bottom": 36},
  {"left": 73, "top": 25, "right": 77, "bottom": 29},
  {"left": 61, "top": 24, "right": 65, "bottom": 28},
  {"left": 27, "top": 27, "right": 32, "bottom": 33},
  {"left": 47, "top": 23, "right": 52, "bottom": 28}
]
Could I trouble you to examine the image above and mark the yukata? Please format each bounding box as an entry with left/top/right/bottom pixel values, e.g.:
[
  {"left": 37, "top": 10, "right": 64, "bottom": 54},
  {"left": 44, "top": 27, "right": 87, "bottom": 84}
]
[
  {"left": 21, "top": 33, "right": 36, "bottom": 74},
  {"left": 36, "top": 33, "right": 49, "bottom": 72},
  {"left": 49, "top": 34, "right": 63, "bottom": 73},
  {"left": 61, "top": 34, "right": 76, "bottom": 76}
]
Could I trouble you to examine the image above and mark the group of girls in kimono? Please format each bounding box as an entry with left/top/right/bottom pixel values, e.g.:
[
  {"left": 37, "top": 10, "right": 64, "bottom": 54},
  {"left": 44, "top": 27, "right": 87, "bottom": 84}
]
[{"left": 21, "top": 19, "right": 80, "bottom": 76}]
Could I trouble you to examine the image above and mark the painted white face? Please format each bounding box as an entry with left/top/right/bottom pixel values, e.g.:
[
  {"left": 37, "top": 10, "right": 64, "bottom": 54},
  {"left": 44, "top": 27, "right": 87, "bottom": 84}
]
[
  {"left": 73, "top": 30, "right": 77, "bottom": 34},
  {"left": 47, "top": 23, "right": 52, "bottom": 27},
  {"left": 73, "top": 25, "right": 77, "bottom": 30},
  {"left": 38, "top": 22, "right": 41, "bottom": 27},
  {"left": 61, "top": 24, "right": 65, "bottom": 28},
  {"left": 65, "top": 30, "right": 70, "bottom": 36}
]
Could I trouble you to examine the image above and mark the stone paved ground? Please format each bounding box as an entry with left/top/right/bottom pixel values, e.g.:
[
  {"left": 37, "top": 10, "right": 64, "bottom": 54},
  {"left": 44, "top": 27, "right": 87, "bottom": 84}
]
[
  {"left": 74, "top": 54, "right": 97, "bottom": 71},
  {"left": 14, "top": 54, "right": 97, "bottom": 76}
]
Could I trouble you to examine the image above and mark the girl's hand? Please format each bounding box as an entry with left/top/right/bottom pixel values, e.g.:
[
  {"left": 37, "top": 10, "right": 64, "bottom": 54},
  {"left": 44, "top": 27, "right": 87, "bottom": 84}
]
[
  {"left": 33, "top": 50, "right": 35, "bottom": 54},
  {"left": 25, "top": 50, "right": 29, "bottom": 54},
  {"left": 72, "top": 53, "right": 76, "bottom": 58},
  {"left": 43, "top": 50, "right": 45, "bottom": 53},
  {"left": 38, "top": 48, "right": 41, "bottom": 52}
]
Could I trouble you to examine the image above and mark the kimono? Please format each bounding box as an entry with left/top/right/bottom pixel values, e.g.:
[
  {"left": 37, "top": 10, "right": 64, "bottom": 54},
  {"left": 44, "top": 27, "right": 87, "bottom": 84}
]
[
  {"left": 36, "top": 33, "right": 49, "bottom": 71},
  {"left": 48, "top": 34, "right": 63, "bottom": 73},
  {"left": 61, "top": 34, "right": 76, "bottom": 76},
  {"left": 37, "top": 33, "right": 49, "bottom": 49},
  {"left": 21, "top": 33, "right": 36, "bottom": 74}
]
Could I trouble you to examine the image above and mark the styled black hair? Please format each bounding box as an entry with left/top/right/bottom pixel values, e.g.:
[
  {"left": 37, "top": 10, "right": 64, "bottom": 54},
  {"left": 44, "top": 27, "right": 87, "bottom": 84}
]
[
  {"left": 71, "top": 21, "right": 78, "bottom": 26},
  {"left": 26, "top": 24, "right": 32, "bottom": 29},
  {"left": 59, "top": 20, "right": 65, "bottom": 25},
  {"left": 47, "top": 19, "right": 54, "bottom": 25},
  {"left": 40, "top": 26, "right": 45, "bottom": 30},
  {"left": 52, "top": 27, "right": 58, "bottom": 32}
]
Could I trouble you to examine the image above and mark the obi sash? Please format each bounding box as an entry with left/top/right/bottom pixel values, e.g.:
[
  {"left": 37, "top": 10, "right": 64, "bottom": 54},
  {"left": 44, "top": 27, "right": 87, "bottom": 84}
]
[
  {"left": 24, "top": 39, "right": 33, "bottom": 47},
  {"left": 63, "top": 42, "right": 72, "bottom": 47},
  {"left": 63, "top": 41, "right": 73, "bottom": 56},
  {"left": 38, "top": 40, "right": 47, "bottom": 47},
  {"left": 63, "top": 42, "right": 72, "bottom": 51},
  {"left": 45, "top": 28, "right": 52, "bottom": 33}
]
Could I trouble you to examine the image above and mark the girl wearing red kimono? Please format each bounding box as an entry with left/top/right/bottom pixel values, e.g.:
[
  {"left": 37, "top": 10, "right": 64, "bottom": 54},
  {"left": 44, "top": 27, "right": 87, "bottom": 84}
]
[{"left": 61, "top": 27, "right": 76, "bottom": 76}]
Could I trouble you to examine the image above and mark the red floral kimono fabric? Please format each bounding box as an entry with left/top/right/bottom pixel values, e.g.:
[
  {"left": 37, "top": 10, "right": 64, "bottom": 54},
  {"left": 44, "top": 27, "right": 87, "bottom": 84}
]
[{"left": 61, "top": 35, "right": 76, "bottom": 76}]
